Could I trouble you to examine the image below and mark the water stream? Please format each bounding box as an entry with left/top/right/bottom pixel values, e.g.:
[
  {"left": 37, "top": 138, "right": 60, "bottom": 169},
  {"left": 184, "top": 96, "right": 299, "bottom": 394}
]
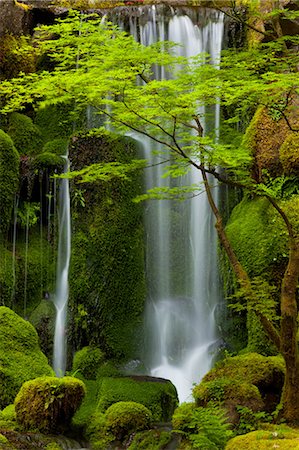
[
  {"left": 53, "top": 155, "right": 71, "bottom": 376},
  {"left": 129, "top": 7, "right": 224, "bottom": 402}
]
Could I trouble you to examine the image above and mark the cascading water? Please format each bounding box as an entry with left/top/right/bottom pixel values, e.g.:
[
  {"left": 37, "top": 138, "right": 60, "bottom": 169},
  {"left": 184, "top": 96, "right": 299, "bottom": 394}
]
[
  {"left": 129, "top": 7, "right": 224, "bottom": 402},
  {"left": 53, "top": 155, "right": 71, "bottom": 376}
]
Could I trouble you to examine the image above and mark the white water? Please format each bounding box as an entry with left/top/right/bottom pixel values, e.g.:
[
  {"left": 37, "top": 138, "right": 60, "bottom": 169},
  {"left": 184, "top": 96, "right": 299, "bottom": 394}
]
[
  {"left": 130, "top": 7, "right": 224, "bottom": 402},
  {"left": 53, "top": 156, "right": 71, "bottom": 376}
]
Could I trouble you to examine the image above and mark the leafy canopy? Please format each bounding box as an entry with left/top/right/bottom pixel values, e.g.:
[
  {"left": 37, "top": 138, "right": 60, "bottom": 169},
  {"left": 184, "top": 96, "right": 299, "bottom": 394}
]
[{"left": 0, "top": 10, "right": 298, "bottom": 198}]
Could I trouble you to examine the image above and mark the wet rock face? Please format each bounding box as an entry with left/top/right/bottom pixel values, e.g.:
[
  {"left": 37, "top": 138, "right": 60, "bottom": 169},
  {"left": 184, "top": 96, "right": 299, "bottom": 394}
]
[{"left": 0, "top": 0, "right": 30, "bottom": 36}]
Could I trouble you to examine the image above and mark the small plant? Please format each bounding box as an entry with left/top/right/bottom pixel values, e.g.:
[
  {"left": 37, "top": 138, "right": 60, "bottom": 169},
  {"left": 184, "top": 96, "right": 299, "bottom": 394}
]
[
  {"left": 236, "top": 406, "right": 272, "bottom": 435},
  {"left": 172, "top": 404, "right": 232, "bottom": 449}
]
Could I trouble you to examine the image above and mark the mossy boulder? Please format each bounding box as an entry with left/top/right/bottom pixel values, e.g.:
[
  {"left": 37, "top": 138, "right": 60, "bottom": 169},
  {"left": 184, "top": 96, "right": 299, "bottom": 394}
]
[
  {"left": 280, "top": 132, "right": 299, "bottom": 175},
  {"left": 225, "top": 425, "right": 299, "bottom": 449},
  {"left": 7, "top": 113, "right": 42, "bottom": 156},
  {"left": 72, "top": 346, "right": 105, "bottom": 380},
  {"left": 194, "top": 378, "right": 263, "bottom": 424},
  {"left": 68, "top": 130, "right": 145, "bottom": 359},
  {"left": 0, "top": 130, "right": 19, "bottom": 233},
  {"left": 0, "top": 307, "right": 53, "bottom": 409},
  {"left": 15, "top": 376, "right": 86, "bottom": 433},
  {"left": 193, "top": 353, "right": 285, "bottom": 422},
  {"left": 105, "top": 401, "right": 152, "bottom": 441},
  {"left": 97, "top": 376, "right": 178, "bottom": 421}
]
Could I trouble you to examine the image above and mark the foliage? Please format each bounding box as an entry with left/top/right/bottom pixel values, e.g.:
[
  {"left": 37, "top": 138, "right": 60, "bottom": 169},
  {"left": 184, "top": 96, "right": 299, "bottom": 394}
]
[
  {"left": 72, "top": 346, "right": 105, "bottom": 380},
  {"left": 0, "top": 129, "right": 19, "bottom": 233},
  {"left": 96, "top": 376, "right": 178, "bottom": 421},
  {"left": 104, "top": 401, "right": 152, "bottom": 440},
  {"left": 172, "top": 403, "right": 232, "bottom": 449},
  {"left": 236, "top": 405, "right": 271, "bottom": 435},
  {"left": 0, "top": 307, "right": 53, "bottom": 409},
  {"left": 6, "top": 113, "right": 42, "bottom": 156},
  {"left": 0, "top": 34, "right": 36, "bottom": 80},
  {"left": 14, "top": 376, "right": 86, "bottom": 433},
  {"left": 17, "top": 202, "right": 40, "bottom": 229}
]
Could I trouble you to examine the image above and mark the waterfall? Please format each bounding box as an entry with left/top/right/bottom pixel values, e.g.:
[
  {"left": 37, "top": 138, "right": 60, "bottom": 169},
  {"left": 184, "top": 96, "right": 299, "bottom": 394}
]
[
  {"left": 53, "top": 155, "right": 71, "bottom": 376},
  {"left": 129, "top": 7, "right": 224, "bottom": 402}
]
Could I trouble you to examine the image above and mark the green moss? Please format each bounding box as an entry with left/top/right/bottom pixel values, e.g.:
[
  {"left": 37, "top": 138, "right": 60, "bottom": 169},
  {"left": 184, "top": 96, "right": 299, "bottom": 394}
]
[
  {"left": 200, "top": 353, "right": 285, "bottom": 387},
  {"left": 97, "top": 376, "right": 178, "bottom": 421},
  {"left": 225, "top": 196, "right": 288, "bottom": 354},
  {"left": 0, "top": 130, "right": 19, "bottom": 233},
  {"left": 128, "top": 430, "right": 173, "bottom": 449},
  {"left": 0, "top": 405, "right": 15, "bottom": 422},
  {"left": 193, "top": 353, "right": 285, "bottom": 418},
  {"left": 7, "top": 113, "right": 42, "bottom": 156},
  {"left": 0, "top": 307, "right": 54, "bottom": 409},
  {"left": 42, "top": 139, "right": 69, "bottom": 156},
  {"left": 226, "top": 197, "right": 287, "bottom": 277},
  {"left": 280, "top": 133, "right": 299, "bottom": 175},
  {"left": 72, "top": 379, "right": 98, "bottom": 429},
  {"left": 194, "top": 378, "right": 262, "bottom": 407},
  {"left": 0, "top": 433, "right": 9, "bottom": 444},
  {"left": 72, "top": 346, "right": 105, "bottom": 380},
  {"left": 14, "top": 376, "right": 86, "bottom": 433},
  {"left": 35, "top": 104, "right": 78, "bottom": 144},
  {"left": 69, "top": 131, "right": 146, "bottom": 359},
  {"left": 0, "top": 34, "right": 35, "bottom": 80},
  {"left": 225, "top": 425, "right": 299, "bottom": 449},
  {"left": 105, "top": 401, "right": 152, "bottom": 440},
  {"left": 33, "top": 152, "right": 65, "bottom": 170}
]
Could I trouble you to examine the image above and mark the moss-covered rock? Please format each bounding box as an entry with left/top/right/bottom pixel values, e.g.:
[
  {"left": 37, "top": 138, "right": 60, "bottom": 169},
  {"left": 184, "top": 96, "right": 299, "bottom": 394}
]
[
  {"left": 225, "top": 425, "right": 299, "bottom": 449},
  {"left": 68, "top": 130, "right": 145, "bottom": 360},
  {"left": 242, "top": 107, "right": 287, "bottom": 180},
  {"left": 7, "top": 113, "right": 42, "bottom": 156},
  {"left": 0, "top": 130, "right": 19, "bottom": 233},
  {"left": 226, "top": 197, "right": 287, "bottom": 278},
  {"left": 193, "top": 353, "right": 285, "bottom": 417},
  {"left": 72, "top": 346, "right": 105, "bottom": 380},
  {"left": 224, "top": 196, "right": 288, "bottom": 354},
  {"left": 280, "top": 133, "right": 299, "bottom": 175},
  {"left": 42, "top": 139, "right": 69, "bottom": 156},
  {"left": 97, "top": 375, "right": 178, "bottom": 421},
  {"left": 194, "top": 378, "right": 263, "bottom": 424},
  {"left": 14, "top": 376, "right": 86, "bottom": 433},
  {"left": 105, "top": 401, "right": 152, "bottom": 441},
  {"left": 0, "top": 307, "right": 53, "bottom": 409}
]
